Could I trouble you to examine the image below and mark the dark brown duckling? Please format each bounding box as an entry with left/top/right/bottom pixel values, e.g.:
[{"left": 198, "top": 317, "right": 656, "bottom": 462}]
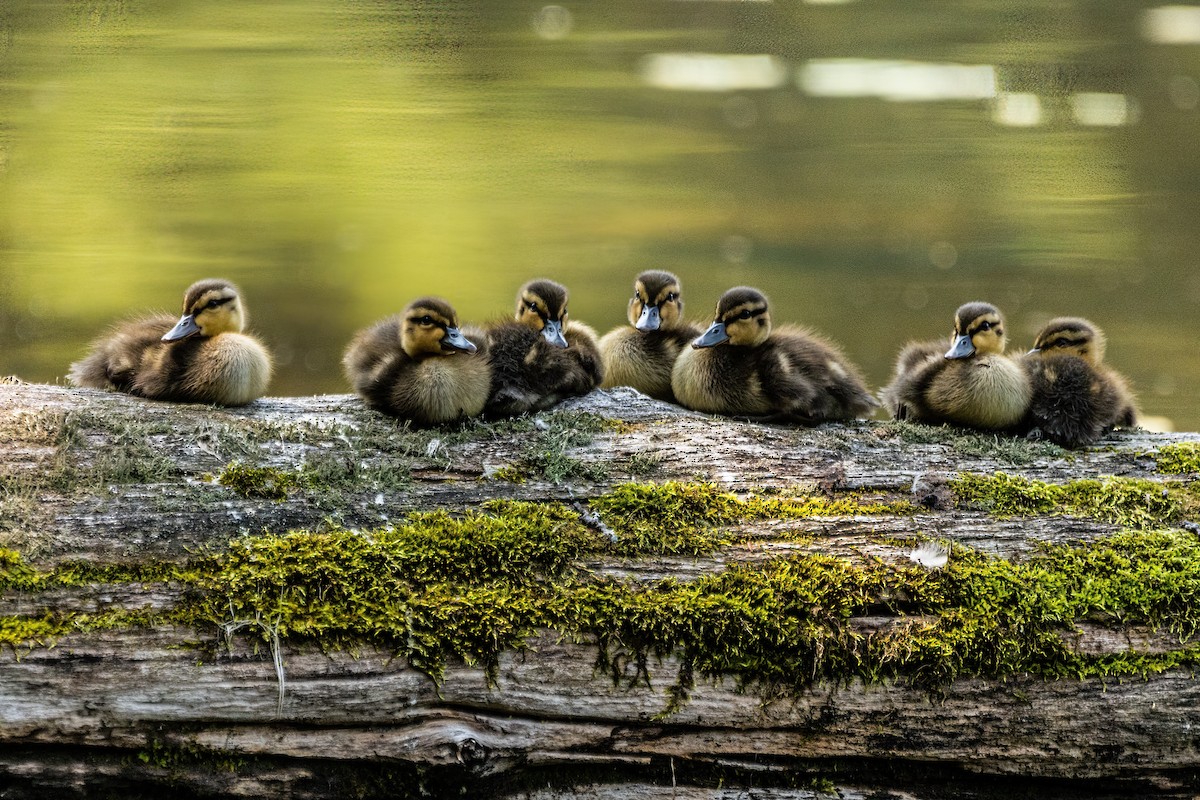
[
  {"left": 1021, "top": 316, "right": 1138, "bottom": 448},
  {"left": 482, "top": 278, "right": 602, "bottom": 418},
  {"left": 343, "top": 297, "right": 490, "bottom": 427},
  {"left": 599, "top": 270, "right": 702, "bottom": 403},
  {"left": 670, "top": 286, "right": 877, "bottom": 423},
  {"left": 68, "top": 278, "right": 272, "bottom": 406}
]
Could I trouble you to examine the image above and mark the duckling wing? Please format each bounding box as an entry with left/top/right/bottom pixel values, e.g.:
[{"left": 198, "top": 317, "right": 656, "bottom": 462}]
[
  {"left": 68, "top": 314, "right": 177, "bottom": 392},
  {"left": 557, "top": 320, "right": 604, "bottom": 392},
  {"left": 770, "top": 330, "right": 879, "bottom": 422},
  {"left": 480, "top": 322, "right": 543, "bottom": 417},
  {"left": 343, "top": 317, "right": 404, "bottom": 400}
]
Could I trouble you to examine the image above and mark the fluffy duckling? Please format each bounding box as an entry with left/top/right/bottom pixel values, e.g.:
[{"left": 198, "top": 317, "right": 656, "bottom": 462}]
[
  {"left": 598, "top": 270, "right": 702, "bottom": 403},
  {"left": 68, "top": 278, "right": 271, "bottom": 406},
  {"left": 882, "top": 301, "right": 1031, "bottom": 430},
  {"left": 343, "top": 297, "right": 490, "bottom": 427},
  {"left": 1021, "top": 317, "right": 1138, "bottom": 448},
  {"left": 482, "top": 279, "right": 603, "bottom": 418},
  {"left": 670, "top": 286, "right": 877, "bottom": 422}
]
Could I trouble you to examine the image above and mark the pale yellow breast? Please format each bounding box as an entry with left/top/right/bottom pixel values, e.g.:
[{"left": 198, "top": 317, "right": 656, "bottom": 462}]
[
  {"left": 929, "top": 356, "right": 1031, "bottom": 429},
  {"left": 189, "top": 334, "right": 273, "bottom": 406}
]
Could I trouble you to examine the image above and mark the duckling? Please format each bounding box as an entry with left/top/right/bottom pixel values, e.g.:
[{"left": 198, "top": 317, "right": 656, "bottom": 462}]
[
  {"left": 68, "top": 278, "right": 271, "bottom": 406},
  {"left": 670, "top": 286, "right": 877, "bottom": 422},
  {"left": 598, "top": 270, "right": 702, "bottom": 403},
  {"left": 343, "top": 297, "right": 490, "bottom": 427},
  {"left": 881, "top": 301, "right": 1031, "bottom": 430},
  {"left": 482, "top": 278, "right": 603, "bottom": 418},
  {"left": 1020, "top": 317, "right": 1138, "bottom": 448}
]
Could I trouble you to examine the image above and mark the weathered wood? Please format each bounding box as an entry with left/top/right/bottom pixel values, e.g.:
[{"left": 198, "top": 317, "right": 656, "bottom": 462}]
[{"left": 1, "top": 380, "right": 1199, "bottom": 799}]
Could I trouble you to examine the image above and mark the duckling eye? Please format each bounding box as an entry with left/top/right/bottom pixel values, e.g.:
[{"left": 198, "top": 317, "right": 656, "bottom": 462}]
[
  {"left": 738, "top": 310, "right": 753, "bottom": 320},
  {"left": 419, "top": 315, "right": 434, "bottom": 325},
  {"left": 666, "top": 292, "right": 679, "bottom": 302},
  {"left": 206, "top": 299, "right": 221, "bottom": 310},
  {"left": 978, "top": 321, "right": 992, "bottom": 332}
]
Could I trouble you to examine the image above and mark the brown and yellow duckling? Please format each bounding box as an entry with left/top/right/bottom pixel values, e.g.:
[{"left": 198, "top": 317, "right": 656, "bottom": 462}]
[
  {"left": 881, "top": 301, "right": 1031, "bottom": 430},
  {"left": 670, "top": 286, "right": 877, "bottom": 422},
  {"left": 1021, "top": 316, "right": 1138, "bottom": 448},
  {"left": 482, "top": 278, "right": 603, "bottom": 418},
  {"left": 598, "top": 270, "right": 702, "bottom": 403},
  {"left": 343, "top": 297, "right": 490, "bottom": 427},
  {"left": 68, "top": 278, "right": 271, "bottom": 406}
]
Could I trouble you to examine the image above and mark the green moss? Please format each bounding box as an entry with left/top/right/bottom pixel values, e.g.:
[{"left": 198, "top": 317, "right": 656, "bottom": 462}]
[
  {"left": 0, "top": 547, "right": 41, "bottom": 590},
  {"left": 9, "top": 479, "right": 1200, "bottom": 710},
  {"left": 216, "top": 462, "right": 302, "bottom": 501},
  {"left": 1155, "top": 442, "right": 1200, "bottom": 475},
  {"left": 135, "top": 737, "right": 246, "bottom": 773},
  {"left": 590, "top": 481, "right": 913, "bottom": 555},
  {"left": 952, "top": 472, "right": 1184, "bottom": 527},
  {"left": 491, "top": 466, "right": 527, "bottom": 483}
]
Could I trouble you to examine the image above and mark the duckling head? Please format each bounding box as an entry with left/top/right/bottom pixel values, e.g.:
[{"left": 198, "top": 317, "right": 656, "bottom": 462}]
[
  {"left": 400, "top": 297, "right": 477, "bottom": 358},
  {"left": 692, "top": 286, "right": 771, "bottom": 349},
  {"left": 945, "top": 301, "right": 1007, "bottom": 359},
  {"left": 162, "top": 279, "right": 248, "bottom": 342},
  {"left": 628, "top": 270, "right": 684, "bottom": 332},
  {"left": 1028, "top": 317, "right": 1106, "bottom": 367},
  {"left": 515, "top": 279, "right": 570, "bottom": 348}
]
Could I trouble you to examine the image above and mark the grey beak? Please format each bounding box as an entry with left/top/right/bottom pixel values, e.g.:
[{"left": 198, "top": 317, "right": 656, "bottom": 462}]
[
  {"left": 442, "top": 326, "right": 477, "bottom": 354},
  {"left": 692, "top": 321, "right": 730, "bottom": 349},
  {"left": 162, "top": 314, "right": 201, "bottom": 342},
  {"left": 945, "top": 334, "right": 975, "bottom": 359},
  {"left": 635, "top": 304, "right": 661, "bottom": 332},
  {"left": 541, "top": 319, "right": 569, "bottom": 348}
]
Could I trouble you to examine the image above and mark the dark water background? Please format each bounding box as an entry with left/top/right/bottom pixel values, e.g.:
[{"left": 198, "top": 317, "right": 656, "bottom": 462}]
[{"left": 1, "top": 1, "right": 1197, "bottom": 429}]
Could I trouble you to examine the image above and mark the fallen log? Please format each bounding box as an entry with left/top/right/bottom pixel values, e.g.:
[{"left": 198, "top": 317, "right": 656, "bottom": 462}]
[{"left": 1, "top": 379, "right": 1199, "bottom": 799}]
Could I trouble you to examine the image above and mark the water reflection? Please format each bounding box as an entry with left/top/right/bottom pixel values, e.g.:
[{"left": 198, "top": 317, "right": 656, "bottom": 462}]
[{"left": 0, "top": 0, "right": 1197, "bottom": 430}]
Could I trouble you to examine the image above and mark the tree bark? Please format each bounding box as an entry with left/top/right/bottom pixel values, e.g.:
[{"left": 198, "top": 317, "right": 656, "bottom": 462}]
[{"left": 1, "top": 380, "right": 1198, "bottom": 799}]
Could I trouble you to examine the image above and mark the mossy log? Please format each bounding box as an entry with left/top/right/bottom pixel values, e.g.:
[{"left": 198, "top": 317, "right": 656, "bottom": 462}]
[{"left": 2, "top": 379, "right": 1200, "bottom": 799}]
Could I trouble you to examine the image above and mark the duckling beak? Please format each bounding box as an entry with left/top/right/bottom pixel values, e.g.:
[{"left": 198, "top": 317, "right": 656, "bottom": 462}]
[
  {"left": 635, "top": 304, "right": 661, "bottom": 332},
  {"left": 162, "top": 314, "right": 201, "bottom": 342},
  {"left": 541, "top": 319, "right": 569, "bottom": 348},
  {"left": 441, "top": 326, "right": 478, "bottom": 354},
  {"left": 945, "top": 334, "right": 975, "bottom": 359},
  {"left": 693, "top": 321, "right": 729, "bottom": 348},
  {"left": 1026, "top": 347, "right": 1041, "bottom": 356}
]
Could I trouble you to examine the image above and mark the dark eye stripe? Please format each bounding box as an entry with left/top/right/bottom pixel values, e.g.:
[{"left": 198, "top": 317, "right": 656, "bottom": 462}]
[{"left": 725, "top": 307, "right": 766, "bottom": 322}]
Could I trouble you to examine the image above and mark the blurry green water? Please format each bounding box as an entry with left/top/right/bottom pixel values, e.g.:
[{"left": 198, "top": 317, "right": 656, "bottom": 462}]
[{"left": 1, "top": 1, "right": 1197, "bottom": 428}]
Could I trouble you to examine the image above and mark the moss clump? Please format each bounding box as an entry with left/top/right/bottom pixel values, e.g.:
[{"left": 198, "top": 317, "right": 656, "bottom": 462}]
[
  {"left": 952, "top": 472, "right": 1183, "bottom": 527},
  {"left": 0, "top": 547, "right": 41, "bottom": 591},
  {"left": 1155, "top": 442, "right": 1200, "bottom": 475},
  {"left": 217, "top": 462, "right": 304, "bottom": 501},
  {"left": 590, "top": 481, "right": 912, "bottom": 555}
]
